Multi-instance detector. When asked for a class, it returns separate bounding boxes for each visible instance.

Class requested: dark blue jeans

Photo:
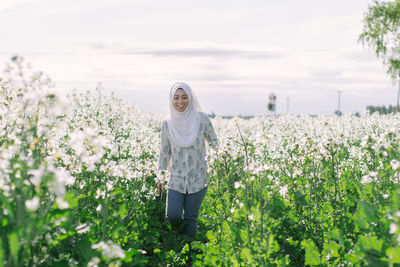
[166,186,208,238]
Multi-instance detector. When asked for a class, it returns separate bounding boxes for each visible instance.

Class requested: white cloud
[0,0,394,116]
[82,41,283,59]
[0,0,46,13]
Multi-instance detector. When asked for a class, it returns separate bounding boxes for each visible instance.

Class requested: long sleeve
[158,121,171,171]
[156,114,217,194]
[204,116,219,148]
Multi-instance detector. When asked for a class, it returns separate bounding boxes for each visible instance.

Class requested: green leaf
[322,240,340,259]
[64,192,79,208]
[358,235,383,252]
[2,217,7,227]
[360,200,377,219]
[76,236,92,263]
[9,232,19,264]
[0,238,3,265]
[301,239,321,265]
[206,230,217,244]
[345,253,361,264]
[327,228,344,244]
[386,247,400,263]
[240,248,253,264]
[268,234,280,255]
[116,203,127,217]
[123,248,144,263]
[354,209,369,231]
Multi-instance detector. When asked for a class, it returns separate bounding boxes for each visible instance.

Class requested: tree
[359,0,400,79]
[267,92,277,114]
[366,104,397,114]
[334,110,343,116]
[359,0,400,111]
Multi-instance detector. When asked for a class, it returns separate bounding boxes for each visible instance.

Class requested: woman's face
[172,88,189,112]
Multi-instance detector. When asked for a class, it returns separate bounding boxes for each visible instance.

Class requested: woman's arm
[158,121,171,171]
[204,115,219,148]
[157,121,171,196]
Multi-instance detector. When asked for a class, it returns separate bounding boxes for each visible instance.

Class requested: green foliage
[359,0,400,79]
[367,104,398,114]
[1,56,400,266]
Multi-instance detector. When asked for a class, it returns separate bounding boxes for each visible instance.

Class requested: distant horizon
[1,0,398,116]
[57,84,397,118]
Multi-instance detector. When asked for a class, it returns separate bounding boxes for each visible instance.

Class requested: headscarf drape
[167,82,202,147]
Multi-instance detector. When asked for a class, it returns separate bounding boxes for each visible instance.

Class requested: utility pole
[337,90,342,115]
[397,79,400,113]
[286,97,290,113]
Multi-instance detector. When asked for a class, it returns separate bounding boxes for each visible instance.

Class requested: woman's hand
[157,182,164,198]
[156,170,167,198]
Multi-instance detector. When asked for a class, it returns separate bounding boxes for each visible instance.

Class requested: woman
[157,82,218,239]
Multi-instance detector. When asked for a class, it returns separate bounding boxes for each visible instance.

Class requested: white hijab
[167,82,202,147]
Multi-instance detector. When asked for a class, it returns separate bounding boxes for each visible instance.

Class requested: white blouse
[158,112,218,194]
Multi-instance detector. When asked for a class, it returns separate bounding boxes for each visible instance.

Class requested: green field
[1,61,400,266]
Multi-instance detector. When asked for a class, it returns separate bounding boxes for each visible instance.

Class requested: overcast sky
[0,0,397,116]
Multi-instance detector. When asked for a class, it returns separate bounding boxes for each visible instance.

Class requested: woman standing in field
[157,82,218,240]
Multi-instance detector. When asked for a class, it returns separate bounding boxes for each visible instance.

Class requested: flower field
[1,57,400,266]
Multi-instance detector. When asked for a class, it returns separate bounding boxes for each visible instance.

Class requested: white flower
[95,188,106,199]
[106,180,113,191]
[391,160,400,171]
[51,168,75,196]
[369,171,378,177]
[234,181,243,189]
[79,181,86,190]
[138,249,147,255]
[390,223,397,234]
[69,130,85,156]
[279,185,288,198]
[25,196,40,211]
[361,175,373,184]
[230,207,235,213]
[76,223,91,234]
[54,217,67,226]
[248,214,254,221]
[87,257,100,267]
[56,197,69,209]
[92,240,125,259]
[28,167,44,187]
[360,135,369,148]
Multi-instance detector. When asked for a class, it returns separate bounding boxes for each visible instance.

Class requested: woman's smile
[173,88,189,112]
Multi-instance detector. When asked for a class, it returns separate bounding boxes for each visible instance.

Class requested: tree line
[366,104,399,115]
